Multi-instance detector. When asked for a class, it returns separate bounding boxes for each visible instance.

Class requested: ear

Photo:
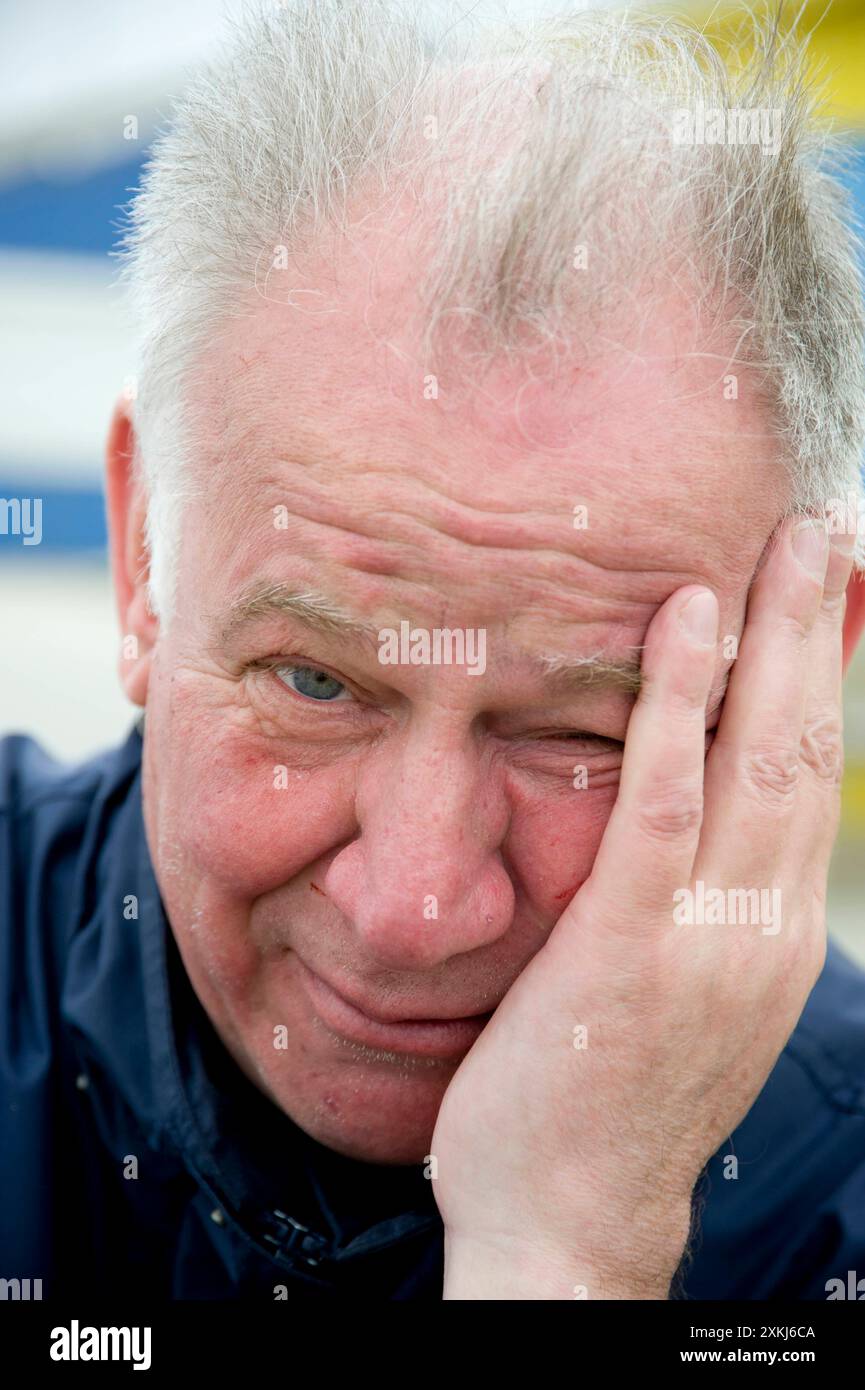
[105,395,159,707]
[842,568,865,674]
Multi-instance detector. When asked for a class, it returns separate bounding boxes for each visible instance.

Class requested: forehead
[184,222,791,653]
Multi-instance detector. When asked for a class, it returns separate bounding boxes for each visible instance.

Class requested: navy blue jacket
[1,721,864,1300]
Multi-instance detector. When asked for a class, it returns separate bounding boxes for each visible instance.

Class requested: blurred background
[1,0,863,960]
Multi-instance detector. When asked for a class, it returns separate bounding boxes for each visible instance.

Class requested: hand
[432,514,853,1299]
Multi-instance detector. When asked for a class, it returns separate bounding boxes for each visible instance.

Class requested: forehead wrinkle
[266,460,577,552]
[273,457,667,556]
[267,474,724,595]
[258,488,709,601]
[221,469,710,615]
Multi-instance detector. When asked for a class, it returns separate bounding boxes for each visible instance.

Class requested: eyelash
[531,731,623,747]
[281,666,354,703]
[246,655,361,701]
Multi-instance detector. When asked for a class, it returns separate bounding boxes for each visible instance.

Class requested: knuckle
[664,685,709,723]
[635,783,703,842]
[741,740,800,808]
[775,610,813,646]
[799,715,844,786]
[642,672,706,723]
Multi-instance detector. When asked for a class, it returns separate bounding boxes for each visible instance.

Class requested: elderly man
[3,2,865,1303]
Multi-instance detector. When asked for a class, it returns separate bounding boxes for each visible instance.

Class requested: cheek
[504,778,620,916]
[152,707,361,899]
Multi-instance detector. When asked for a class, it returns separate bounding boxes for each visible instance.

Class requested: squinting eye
[275,665,354,702]
[532,729,623,749]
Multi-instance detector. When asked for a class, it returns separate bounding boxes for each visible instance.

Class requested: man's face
[138,223,790,1164]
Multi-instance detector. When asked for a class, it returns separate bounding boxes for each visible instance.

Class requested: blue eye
[275,665,352,702]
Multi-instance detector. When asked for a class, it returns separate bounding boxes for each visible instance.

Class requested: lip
[294,956,494,1059]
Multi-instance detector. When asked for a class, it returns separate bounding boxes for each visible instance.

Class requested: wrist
[442,1197,693,1301]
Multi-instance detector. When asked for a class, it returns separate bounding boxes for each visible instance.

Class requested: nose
[324,718,515,970]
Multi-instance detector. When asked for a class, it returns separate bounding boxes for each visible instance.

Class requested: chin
[263,1051,455,1164]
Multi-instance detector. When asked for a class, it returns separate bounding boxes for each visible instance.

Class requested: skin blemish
[554,881,584,901]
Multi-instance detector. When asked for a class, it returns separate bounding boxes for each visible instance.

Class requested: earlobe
[105,396,158,708]
[842,569,865,673]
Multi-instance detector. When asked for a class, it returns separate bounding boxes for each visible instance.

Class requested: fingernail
[792,519,830,576]
[679,590,718,646]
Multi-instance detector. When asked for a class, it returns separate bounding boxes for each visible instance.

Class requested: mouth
[293,956,495,1059]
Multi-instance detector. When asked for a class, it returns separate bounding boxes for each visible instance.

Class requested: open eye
[274,665,354,702]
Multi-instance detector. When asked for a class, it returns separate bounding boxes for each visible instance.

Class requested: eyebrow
[538,649,644,695]
[214,580,729,708]
[215,582,383,650]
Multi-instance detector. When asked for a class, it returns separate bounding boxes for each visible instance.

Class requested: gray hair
[118,1,865,622]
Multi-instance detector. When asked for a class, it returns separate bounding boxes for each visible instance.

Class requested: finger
[799,521,853,760]
[699,517,830,863]
[789,522,855,854]
[585,585,718,923]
